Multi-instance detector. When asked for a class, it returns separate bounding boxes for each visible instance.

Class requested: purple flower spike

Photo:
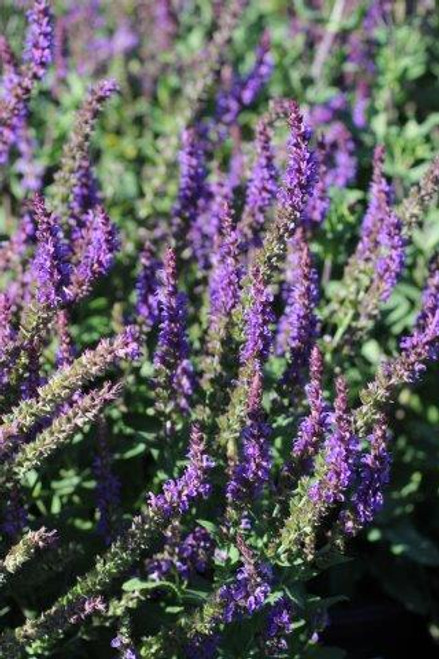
[344,1,391,129]
[0,36,18,91]
[0,1,53,165]
[216,31,273,127]
[357,146,390,260]
[276,227,319,383]
[15,122,44,192]
[242,116,278,245]
[397,310,439,384]
[263,597,293,655]
[115,325,141,362]
[241,31,273,105]
[176,526,214,578]
[154,247,195,413]
[227,367,272,504]
[277,102,318,224]
[308,97,357,192]
[147,424,214,518]
[147,524,214,582]
[189,175,233,271]
[354,145,406,305]
[375,206,405,304]
[69,80,119,219]
[56,309,75,368]
[309,377,358,506]
[323,121,357,189]
[415,258,439,335]
[32,193,71,309]
[153,0,178,52]
[24,0,53,82]
[172,127,208,240]
[241,266,274,366]
[218,539,272,622]
[135,242,160,330]
[68,205,119,301]
[352,80,370,130]
[21,342,41,401]
[342,415,391,534]
[0,293,16,359]
[208,202,242,335]
[305,99,357,227]
[395,259,439,382]
[293,345,328,468]
[304,138,330,227]
[0,209,35,277]
[0,34,41,190]
[111,630,138,659]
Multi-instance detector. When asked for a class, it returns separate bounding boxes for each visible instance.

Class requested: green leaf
[120,443,146,459]
[196,519,217,535]
[385,521,439,566]
[361,339,382,365]
[183,588,209,603]
[122,578,180,596]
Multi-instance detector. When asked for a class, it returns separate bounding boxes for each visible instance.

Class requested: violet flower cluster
[263,596,294,656]
[52,2,137,85]
[305,96,357,226]
[147,425,214,519]
[33,194,119,307]
[32,193,71,308]
[208,202,242,341]
[226,368,271,509]
[336,144,406,336]
[292,346,329,469]
[342,415,391,534]
[277,101,318,222]
[56,78,119,225]
[276,226,319,384]
[218,541,272,623]
[172,126,208,244]
[309,377,358,507]
[215,31,273,128]
[240,265,274,367]
[0,0,52,167]
[111,635,137,659]
[153,247,195,415]
[135,242,160,330]
[241,115,278,246]
[147,524,214,583]
[356,146,397,262]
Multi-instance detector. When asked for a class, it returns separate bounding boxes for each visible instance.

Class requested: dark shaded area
[323,600,438,658]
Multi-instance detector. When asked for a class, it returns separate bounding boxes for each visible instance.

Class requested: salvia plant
[0,1,439,658]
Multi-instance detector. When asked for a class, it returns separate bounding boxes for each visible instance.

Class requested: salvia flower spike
[153,247,195,417]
